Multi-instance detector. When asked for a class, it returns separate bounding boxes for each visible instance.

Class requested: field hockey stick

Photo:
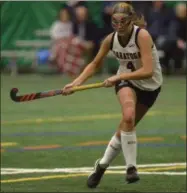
[10,82,104,102]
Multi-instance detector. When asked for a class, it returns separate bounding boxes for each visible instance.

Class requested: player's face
[112,13,132,36]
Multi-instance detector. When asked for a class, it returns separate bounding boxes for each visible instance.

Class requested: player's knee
[122,107,135,128]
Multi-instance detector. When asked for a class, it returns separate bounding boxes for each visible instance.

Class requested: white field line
[2,162,186,171]
[1,162,186,175]
[107,171,186,175]
[1,169,92,175]
[1,170,186,176]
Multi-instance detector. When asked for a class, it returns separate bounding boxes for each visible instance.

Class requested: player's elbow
[145,70,153,78]
[143,68,153,78]
[92,59,103,70]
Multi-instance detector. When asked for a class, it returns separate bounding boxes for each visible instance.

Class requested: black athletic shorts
[115,80,161,108]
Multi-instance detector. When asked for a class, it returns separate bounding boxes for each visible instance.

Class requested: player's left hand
[103,75,119,87]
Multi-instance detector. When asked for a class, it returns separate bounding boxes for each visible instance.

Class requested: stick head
[10,88,19,102]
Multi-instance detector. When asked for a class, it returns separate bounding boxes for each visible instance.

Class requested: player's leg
[118,102,149,183]
[97,104,145,168]
[117,85,161,183]
[87,104,149,186]
[115,86,141,183]
[87,86,138,188]
[100,103,148,166]
[100,103,149,167]
[87,84,161,188]
[86,128,122,188]
[115,101,149,139]
[118,86,161,183]
[97,103,148,168]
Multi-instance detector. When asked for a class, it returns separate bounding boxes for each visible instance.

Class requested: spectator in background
[159,2,186,74]
[64,1,87,21]
[49,7,73,69]
[101,1,116,37]
[49,6,96,76]
[73,6,100,60]
[145,1,175,42]
[132,1,152,16]
[50,7,73,41]
[38,8,73,69]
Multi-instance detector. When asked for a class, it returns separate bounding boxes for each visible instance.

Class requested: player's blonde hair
[113,2,134,17]
[112,2,147,28]
[132,12,147,28]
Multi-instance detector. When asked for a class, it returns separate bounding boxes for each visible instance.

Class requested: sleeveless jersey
[111,25,163,91]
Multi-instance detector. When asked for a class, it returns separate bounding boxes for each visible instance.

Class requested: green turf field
[1,74,186,192]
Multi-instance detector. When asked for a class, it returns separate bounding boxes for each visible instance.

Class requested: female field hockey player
[63,2,163,188]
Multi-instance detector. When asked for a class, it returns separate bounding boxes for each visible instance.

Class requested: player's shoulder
[103,32,115,43]
[137,28,151,40]
[101,32,115,49]
[137,28,153,46]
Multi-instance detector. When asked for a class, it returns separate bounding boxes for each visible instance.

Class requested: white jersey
[111,25,163,91]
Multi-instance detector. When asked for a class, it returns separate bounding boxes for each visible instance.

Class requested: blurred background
[1,2,186,192]
[1,1,186,76]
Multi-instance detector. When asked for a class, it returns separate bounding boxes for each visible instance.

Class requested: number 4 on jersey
[127,62,136,72]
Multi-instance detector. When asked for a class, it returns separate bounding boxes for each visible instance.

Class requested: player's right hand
[62,81,81,95]
[62,83,75,95]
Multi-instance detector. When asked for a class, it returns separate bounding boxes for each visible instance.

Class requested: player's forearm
[73,62,97,85]
[118,67,153,81]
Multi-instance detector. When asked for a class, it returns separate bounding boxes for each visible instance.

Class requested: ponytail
[132,12,147,28]
[123,1,147,28]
